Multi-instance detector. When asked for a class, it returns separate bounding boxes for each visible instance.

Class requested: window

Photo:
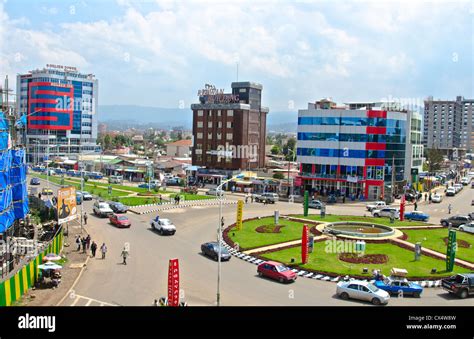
[208,133,212,139]
[227,122,233,128]
[217,110,221,116]
[197,121,203,128]
[207,110,212,117]
[197,110,203,117]
[197,133,203,139]
[239,88,247,93]
[227,110,234,117]
[208,121,212,128]
[226,133,233,140]
[217,133,222,140]
[218,121,222,128]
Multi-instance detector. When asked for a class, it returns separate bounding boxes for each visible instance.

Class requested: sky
[0,0,473,111]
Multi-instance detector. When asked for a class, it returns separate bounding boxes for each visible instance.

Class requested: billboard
[301,225,309,264]
[57,186,77,224]
[167,258,180,307]
[236,200,243,230]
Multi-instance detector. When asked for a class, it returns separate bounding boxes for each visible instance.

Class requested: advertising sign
[415,242,422,261]
[303,191,309,217]
[308,235,314,253]
[399,194,405,221]
[274,210,279,225]
[301,225,309,264]
[236,200,244,230]
[57,186,77,224]
[167,258,180,306]
[446,230,457,272]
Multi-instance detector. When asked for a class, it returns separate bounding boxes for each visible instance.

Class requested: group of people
[75,235,107,259]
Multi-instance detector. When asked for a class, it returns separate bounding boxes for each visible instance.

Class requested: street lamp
[287,148,296,197]
[215,172,244,306]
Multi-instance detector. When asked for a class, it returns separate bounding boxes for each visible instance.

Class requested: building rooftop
[231,82,263,90]
[166,139,192,147]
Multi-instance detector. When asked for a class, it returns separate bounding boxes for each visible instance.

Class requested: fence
[0,226,63,306]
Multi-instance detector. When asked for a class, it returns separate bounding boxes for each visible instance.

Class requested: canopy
[42,253,62,262]
[38,261,62,270]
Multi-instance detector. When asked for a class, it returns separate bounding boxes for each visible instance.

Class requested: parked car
[374,277,423,298]
[404,211,429,222]
[150,216,176,235]
[459,222,474,234]
[441,273,474,299]
[257,261,297,283]
[440,215,472,227]
[405,192,422,201]
[166,177,181,186]
[206,188,224,196]
[108,201,128,213]
[326,194,337,204]
[372,207,399,218]
[41,187,53,195]
[307,200,324,209]
[454,183,463,193]
[431,193,443,203]
[471,181,474,189]
[461,177,471,185]
[109,175,123,184]
[29,177,41,185]
[255,193,279,204]
[138,183,157,189]
[109,214,131,228]
[76,194,82,205]
[79,191,93,201]
[446,187,456,196]
[366,201,387,212]
[93,201,114,218]
[336,280,390,305]
[201,242,231,261]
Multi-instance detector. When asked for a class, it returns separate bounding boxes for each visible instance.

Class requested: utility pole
[391,155,395,202]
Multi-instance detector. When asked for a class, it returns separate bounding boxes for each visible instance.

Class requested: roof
[166,139,192,147]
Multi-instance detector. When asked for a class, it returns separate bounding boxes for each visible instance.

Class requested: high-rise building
[190,82,269,172]
[423,96,474,155]
[17,64,99,163]
[295,99,423,200]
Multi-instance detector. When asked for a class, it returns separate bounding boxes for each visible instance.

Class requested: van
[109,175,123,184]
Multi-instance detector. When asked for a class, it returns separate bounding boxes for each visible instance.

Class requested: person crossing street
[121,247,129,265]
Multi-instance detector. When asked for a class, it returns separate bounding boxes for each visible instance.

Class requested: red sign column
[167,258,180,306]
[301,225,309,264]
[399,195,406,221]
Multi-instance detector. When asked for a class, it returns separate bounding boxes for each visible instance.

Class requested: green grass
[229,217,309,250]
[404,228,474,263]
[117,196,170,206]
[169,193,215,201]
[261,241,472,278]
[293,214,429,227]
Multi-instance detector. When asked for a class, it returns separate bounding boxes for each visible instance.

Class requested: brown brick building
[191,82,269,171]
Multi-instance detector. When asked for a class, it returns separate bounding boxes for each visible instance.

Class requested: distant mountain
[98,105,298,132]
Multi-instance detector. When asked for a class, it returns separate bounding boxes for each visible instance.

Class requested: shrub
[273,173,284,180]
[84,175,89,183]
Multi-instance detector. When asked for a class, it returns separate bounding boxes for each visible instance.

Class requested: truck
[366,201,387,212]
[441,273,474,299]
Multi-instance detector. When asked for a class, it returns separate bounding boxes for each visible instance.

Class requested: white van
[109,175,123,184]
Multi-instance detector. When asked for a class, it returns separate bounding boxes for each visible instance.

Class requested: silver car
[336,280,390,305]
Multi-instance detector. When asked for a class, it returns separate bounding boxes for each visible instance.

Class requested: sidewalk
[243,235,328,255]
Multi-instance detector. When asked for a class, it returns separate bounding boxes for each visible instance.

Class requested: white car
[446,187,456,196]
[372,207,400,218]
[80,191,93,200]
[459,222,474,234]
[206,188,224,196]
[336,280,390,305]
[92,201,114,218]
[461,177,471,185]
[454,184,463,193]
[366,201,387,212]
[431,193,443,203]
[150,217,176,235]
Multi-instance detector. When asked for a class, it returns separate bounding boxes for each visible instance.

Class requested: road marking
[71,296,80,306]
[69,294,116,307]
[85,299,93,306]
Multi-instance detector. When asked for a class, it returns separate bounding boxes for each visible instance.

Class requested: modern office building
[295,99,422,200]
[16,64,100,163]
[423,96,474,155]
[190,82,269,174]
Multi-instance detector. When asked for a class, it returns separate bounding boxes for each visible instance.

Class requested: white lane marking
[71,294,116,307]
[71,296,80,306]
[85,299,93,306]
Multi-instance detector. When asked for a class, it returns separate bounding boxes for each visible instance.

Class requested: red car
[109,214,131,228]
[257,261,297,283]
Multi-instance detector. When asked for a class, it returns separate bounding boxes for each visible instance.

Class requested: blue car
[29,177,41,185]
[404,211,429,222]
[138,183,156,189]
[374,277,423,297]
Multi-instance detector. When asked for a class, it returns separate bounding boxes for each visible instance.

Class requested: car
[92,201,114,218]
[206,188,224,196]
[108,201,128,213]
[166,177,181,186]
[404,211,429,222]
[150,217,176,235]
[109,214,131,228]
[440,215,472,227]
[431,193,443,203]
[29,177,41,185]
[461,177,471,185]
[201,242,231,261]
[454,183,463,193]
[326,194,337,204]
[76,194,83,205]
[372,207,400,218]
[109,175,123,184]
[405,192,422,201]
[257,261,297,283]
[441,273,474,299]
[446,187,456,196]
[78,191,93,200]
[471,181,474,189]
[336,280,390,305]
[374,277,423,298]
[255,193,279,204]
[472,200,474,206]
[138,183,157,189]
[307,199,324,209]
[41,187,53,195]
[366,201,387,212]
[459,222,474,234]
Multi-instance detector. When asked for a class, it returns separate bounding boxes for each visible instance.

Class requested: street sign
[415,242,422,261]
[236,200,243,230]
[274,210,279,225]
[411,168,419,175]
[446,229,457,272]
[301,225,309,264]
[167,258,180,306]
[303,191,309,217]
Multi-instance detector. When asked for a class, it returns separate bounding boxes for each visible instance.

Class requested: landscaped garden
[293,214,430,227]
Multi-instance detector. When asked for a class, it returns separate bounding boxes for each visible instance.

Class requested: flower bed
[339,253,388,265]
[443,237,471,249]
[255,225,286,233]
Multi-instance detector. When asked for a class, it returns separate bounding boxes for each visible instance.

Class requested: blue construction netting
[10,149,29,222]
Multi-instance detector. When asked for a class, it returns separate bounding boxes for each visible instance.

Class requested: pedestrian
[424,193,427,202]
[86,234,91,250]
[414,201,418,211]
[90,241,97,258]
[159,194,162,204]
[251,195,254,203]
[38,192,42,200]
[342,195,346,204]
[121,247,129,265]
[76,236,81,251]
[100,243,107,259]
[448,204,452,214]
[177,195,180,205]
[81,237,87,253]
[83,212,88,225]
[428,193,432,204]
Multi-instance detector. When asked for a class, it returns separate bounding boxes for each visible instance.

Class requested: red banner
[400,195,406,221]
[301,225,309,264]
[167,258,180,306]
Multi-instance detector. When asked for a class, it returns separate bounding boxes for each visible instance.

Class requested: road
[29,175,474,306]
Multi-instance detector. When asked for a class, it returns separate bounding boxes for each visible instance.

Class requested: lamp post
[287,148,296,197]
[216,172,244,306]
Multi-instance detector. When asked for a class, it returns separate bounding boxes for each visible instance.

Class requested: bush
[112,196,119,202]
[273,173,285,180]
[84,175,89,183]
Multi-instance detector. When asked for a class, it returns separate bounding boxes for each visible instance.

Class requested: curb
[130,199,238,215]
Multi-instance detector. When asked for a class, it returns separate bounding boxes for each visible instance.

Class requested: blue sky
[1,0,473,111]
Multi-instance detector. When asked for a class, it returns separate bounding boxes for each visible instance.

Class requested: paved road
[28,176,474,306]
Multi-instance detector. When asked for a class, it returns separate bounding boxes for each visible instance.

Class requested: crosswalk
[64,294,117,307]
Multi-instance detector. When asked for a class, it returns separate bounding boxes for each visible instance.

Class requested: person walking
[414,201,418,211]
[90,241,97,258]
[86,235,91,250]
[159,194,162,204]
[428,193,432,204]
[448,204,452,214]
[121,247,129,265]
[100,243,107,259]
[81,237,87,253]
[342,195,346,204]
[424,193,427,202]
[76,235,81,251]
[83,212,88,225]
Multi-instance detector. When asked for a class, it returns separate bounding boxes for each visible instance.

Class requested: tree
[270,145,280,155]
[283,137,297,160]
[273,172,284,179]
[104,134,112,150]
[425,148,444,173]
